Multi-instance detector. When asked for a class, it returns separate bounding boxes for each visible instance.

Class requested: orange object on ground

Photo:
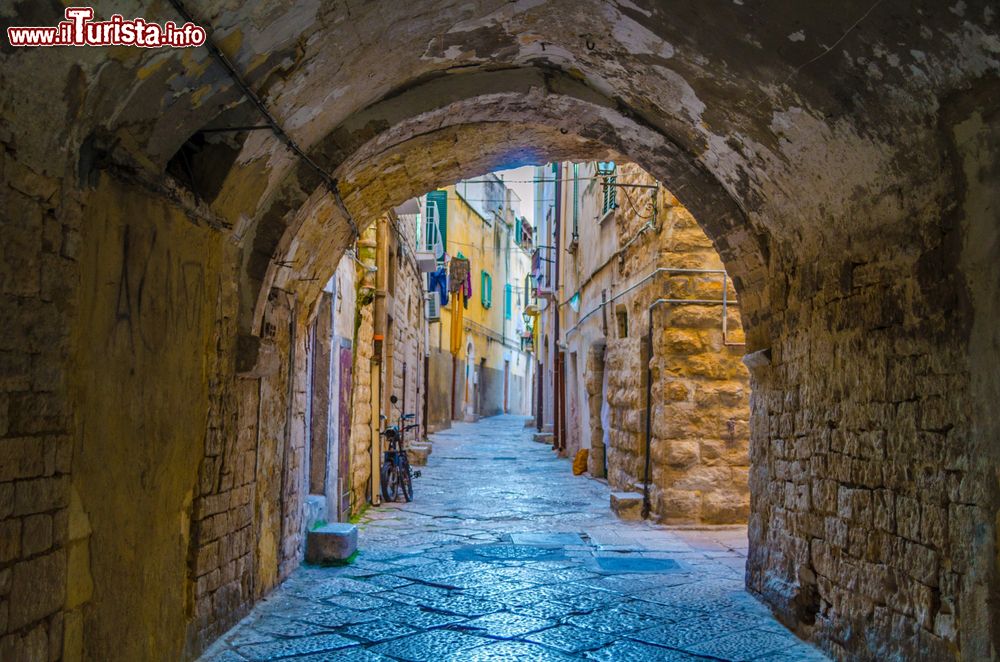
[573,449,589,475]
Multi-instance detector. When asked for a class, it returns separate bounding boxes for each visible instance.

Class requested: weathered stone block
[701,489,750,524]
[658,328,706,354]
[305,523,358,563]
[0,437,45,482]
[661,379,690,401]
[663,440,699,468]
[21,513,52,557]
[9,550,65,631]
[609,492,643,520]
[670,465,731,492]
[658,488,700,521]
[533,432,553,444]
[0,518,21,562]
[588,444,606,478]
[407,443,431,466]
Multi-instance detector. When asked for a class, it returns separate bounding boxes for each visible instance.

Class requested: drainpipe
[423,353,429,438]
[536,354,544,432]
[553,163,563,452]
[642,295,735,519]
[642,299,663,519]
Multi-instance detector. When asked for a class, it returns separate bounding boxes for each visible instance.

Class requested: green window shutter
[602,175,617,215]
[481,271,492,309]
[426,190,448,249]
[504,284,512,320]
[572,162,579,235]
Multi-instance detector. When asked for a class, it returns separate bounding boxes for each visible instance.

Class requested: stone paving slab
[200,415,829,662]
[510,532,585,546]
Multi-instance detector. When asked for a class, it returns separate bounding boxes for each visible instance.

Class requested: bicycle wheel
[380,460,399,502]
[399,458,413,502]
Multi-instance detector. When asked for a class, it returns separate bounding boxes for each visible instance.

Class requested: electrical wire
[619,184,655,220]
[166,0,359,238]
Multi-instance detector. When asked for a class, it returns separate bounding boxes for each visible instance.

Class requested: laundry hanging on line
[448,255,472,298]
[428,266,449,306]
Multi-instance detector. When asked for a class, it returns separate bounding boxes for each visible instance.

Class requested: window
[601,174,617,217]
[504,284,512,320]
[425,190,447,251]
[481,271,493,309]
[615,304,628,338]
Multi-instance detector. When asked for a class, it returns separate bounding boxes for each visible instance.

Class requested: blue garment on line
[428,267,449,306]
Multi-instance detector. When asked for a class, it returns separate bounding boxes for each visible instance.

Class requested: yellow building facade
[424,174,534,422]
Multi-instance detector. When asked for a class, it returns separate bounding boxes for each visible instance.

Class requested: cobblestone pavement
[202,416,828,661]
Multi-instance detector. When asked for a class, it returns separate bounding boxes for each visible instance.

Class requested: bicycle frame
[379,405,420,502]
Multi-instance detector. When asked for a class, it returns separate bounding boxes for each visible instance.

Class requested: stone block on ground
[610,492,644,521]
[305,523,358,564]
[533,432,554,444]
[303,494,327,531]
[524,418,536,428]
[407,443,432,466]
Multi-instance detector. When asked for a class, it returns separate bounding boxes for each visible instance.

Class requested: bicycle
[380,395,421,503]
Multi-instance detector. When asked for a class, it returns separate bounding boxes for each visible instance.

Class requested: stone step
[533,432,554,444]
[305,523,358,564]
[610,492,644,521]
[524,418,536,428]
[407,443,432,466]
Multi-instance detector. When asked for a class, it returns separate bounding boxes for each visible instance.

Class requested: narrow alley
[3,3,999,661]
[202,416,827,661]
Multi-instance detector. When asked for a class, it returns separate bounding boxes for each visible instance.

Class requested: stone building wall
[584,344,607,477]
[425,348,453,433]
[384,214,426,429]
[746,249,993,659]
[560,162,750,524]
[645,177,750,525]
[347,229,378,515]
[603,339,646,493]
[648,277,750,524]
[347,301,375,514]
[308,293,334,496]
[2,158,81,661]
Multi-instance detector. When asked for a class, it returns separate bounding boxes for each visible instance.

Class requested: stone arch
[235,68,770,355]
[0,1,997,660]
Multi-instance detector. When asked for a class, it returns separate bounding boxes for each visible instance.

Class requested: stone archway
[0,1,997,660]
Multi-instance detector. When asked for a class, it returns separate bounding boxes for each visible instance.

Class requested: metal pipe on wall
[564,267,728,338]
[641,295,733,519]
[553,163,563,452]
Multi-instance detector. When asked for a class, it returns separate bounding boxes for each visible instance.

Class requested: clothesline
[456,174,655,185]
[423,238,533,253]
